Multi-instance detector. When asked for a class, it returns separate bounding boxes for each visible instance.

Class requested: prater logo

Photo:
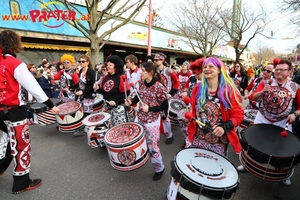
[2,1,90,28]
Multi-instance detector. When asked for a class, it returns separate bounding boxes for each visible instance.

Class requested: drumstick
[132,88,144,104]
[185,112,213,132]
[92,72,98,98]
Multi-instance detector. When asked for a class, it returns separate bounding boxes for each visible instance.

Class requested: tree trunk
[89,39,101,69]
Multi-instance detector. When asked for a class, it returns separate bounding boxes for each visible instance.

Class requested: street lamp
[147,0,152,55]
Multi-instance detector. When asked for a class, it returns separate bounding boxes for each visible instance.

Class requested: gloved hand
[220,120,234,134]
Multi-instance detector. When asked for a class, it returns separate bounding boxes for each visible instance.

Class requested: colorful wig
[197,57,242,110]
[60,54,75,64]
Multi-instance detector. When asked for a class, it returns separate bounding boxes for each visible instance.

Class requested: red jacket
[187,83,243,153]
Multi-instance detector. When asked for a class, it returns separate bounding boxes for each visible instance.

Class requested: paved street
[1,110,300,200]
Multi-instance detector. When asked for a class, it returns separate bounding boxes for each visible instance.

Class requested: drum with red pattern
[92,93,105,113]
[169,99,186,126]
[167,148,239,200]
[104,122,149,171]
[55,101,84,133]
[29,98,61,126]
[82,112,111,148]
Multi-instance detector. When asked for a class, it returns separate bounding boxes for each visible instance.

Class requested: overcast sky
[140,0,300,54]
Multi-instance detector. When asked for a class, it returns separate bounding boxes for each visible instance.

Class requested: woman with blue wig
[186,57,244,156]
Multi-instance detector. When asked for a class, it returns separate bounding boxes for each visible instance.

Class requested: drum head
[243,124,300,157]
[82,112,111,126]
[169,99,186,114]
[57,102,81,115]
[105,122,143,147]
[29,103,48,113]
[175,148,239,189]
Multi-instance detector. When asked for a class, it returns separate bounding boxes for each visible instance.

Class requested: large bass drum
[167,148,239,200]
[239,124,300,181]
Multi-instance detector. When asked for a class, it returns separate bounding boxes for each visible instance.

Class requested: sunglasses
[263,69,272,73]
[154,59,162,62]
[235,65,240,68]
[78,60,86,63]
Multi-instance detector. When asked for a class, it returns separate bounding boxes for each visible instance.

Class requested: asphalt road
[1,105,300,200]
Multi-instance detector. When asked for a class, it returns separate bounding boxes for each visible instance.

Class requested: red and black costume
[0,54,54,192]
[187,83,243,155]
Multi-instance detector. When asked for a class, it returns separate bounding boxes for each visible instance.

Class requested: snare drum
[29,98,61,126]
[55,101,84,133]
[82,112,111,148]
[92,93,105,113]
[169,99,186,126]
[239,124,300,181]
[240,109,258,129]
[168,148,239,200]
[104,122,149,171]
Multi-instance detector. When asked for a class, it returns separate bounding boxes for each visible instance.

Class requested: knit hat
[183,61,190,69]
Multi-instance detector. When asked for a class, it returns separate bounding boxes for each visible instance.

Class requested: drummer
[49,54,79,102]
[179,58,205,149]
[124,61,168,181]
[93,55,130,110]
[0,29,60,194]
[154,52,179,144]
[185,57,244,157]
[237,59,300,186]
[69,55,95,116]
[181,58,205,98]
[243,64,274,109]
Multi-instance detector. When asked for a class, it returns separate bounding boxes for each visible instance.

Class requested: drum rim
[104,122,144,147]
[173,148,239,189]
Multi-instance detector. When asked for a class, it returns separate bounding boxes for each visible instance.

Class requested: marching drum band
[1,30,300,199]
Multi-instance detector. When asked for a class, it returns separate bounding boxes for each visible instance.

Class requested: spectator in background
[55,61,64,72]
[175,61,192,99]
[145,55,154,62]
[27,63,36,76]
[35,68,53,98]
[230,62,248,96]
[247,65,255,83]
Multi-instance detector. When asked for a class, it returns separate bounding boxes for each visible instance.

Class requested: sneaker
[165,137,174,144]
[237,165,246,172]
[153,169,165,181]
[282,178,291,186]
[12,178,42,194]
